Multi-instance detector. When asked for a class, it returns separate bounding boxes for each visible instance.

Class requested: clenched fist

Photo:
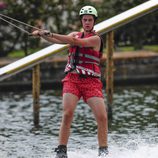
[31,30,52,37]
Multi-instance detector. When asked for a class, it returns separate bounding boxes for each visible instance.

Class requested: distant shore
[0,51,158,91]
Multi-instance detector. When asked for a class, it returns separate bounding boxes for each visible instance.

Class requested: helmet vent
[79,6,98,18]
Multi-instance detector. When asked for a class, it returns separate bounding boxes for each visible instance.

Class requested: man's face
[81,15,95,32]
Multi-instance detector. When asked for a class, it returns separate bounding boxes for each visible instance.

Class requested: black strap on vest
[89,32,104,53]
[73,32,84,67]
[99,36,104,53]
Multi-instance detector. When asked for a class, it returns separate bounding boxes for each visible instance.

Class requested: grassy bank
[8,45,158,58]
[116,45,158,52]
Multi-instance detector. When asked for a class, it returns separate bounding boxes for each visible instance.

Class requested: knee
[63,109,74,122]
[96,112,108,124]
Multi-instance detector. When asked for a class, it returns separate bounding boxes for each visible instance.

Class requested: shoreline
[0,51,158,91]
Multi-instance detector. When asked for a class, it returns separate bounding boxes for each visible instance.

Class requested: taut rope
[0,13,43,35]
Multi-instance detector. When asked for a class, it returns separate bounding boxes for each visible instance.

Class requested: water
[0,85,158,158]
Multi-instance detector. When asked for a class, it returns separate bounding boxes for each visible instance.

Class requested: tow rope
[0,13,43,35]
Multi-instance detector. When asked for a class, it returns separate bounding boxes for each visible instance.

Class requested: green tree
[97,0,158,50]
[0,0,157,57]
[0,0,82,57]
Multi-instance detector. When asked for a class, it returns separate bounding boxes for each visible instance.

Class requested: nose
[85,20,90,25]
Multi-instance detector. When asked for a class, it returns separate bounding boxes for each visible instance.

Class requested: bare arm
[41,32,79,44]
[52,32,100,48]
[32,30,101,50]
[42,35,65,44]
[32,30,74,44]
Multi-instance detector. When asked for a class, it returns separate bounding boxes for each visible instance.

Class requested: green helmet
[79,6,98,18]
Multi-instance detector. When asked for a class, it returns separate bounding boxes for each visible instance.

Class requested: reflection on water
[0,85,158,158]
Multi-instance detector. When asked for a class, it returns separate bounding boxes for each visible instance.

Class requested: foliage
[0,0,158,57]
[0,0,83,57]
[97,0,158,49]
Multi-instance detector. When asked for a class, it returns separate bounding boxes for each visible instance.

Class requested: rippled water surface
[0,85,158,158]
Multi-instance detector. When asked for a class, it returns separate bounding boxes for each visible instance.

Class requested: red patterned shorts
[62,73,104,102]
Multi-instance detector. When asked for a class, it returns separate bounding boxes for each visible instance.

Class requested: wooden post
[32,64,40,127]
[106,31,114,120]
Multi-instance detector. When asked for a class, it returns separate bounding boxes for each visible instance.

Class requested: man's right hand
[31,30,51,37]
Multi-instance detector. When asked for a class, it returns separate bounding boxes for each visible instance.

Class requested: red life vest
[64,32,103,77]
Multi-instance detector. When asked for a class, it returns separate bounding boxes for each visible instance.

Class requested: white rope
[0,13,44,35]
[0,16,31,34]
[0,13,42,30]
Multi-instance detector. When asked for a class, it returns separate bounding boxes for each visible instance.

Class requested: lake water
[0,85,158,158]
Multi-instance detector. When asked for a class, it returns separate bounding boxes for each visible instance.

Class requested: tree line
[0,0,158,57]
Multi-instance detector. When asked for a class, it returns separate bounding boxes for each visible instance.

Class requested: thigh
[87,97,107,119]
[62,93,79,111]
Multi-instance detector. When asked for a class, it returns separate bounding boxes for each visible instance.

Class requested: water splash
[66,144,158,158]
[0,144,158,158]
